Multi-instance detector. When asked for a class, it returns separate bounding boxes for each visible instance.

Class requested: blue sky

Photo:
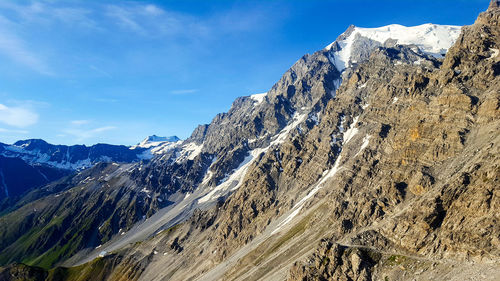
[0,0,487,145]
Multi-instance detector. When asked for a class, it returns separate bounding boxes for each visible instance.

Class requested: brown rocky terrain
[0,2,499,281]
[120,6,499,281]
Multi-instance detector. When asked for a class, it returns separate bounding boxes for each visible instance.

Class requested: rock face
[285,7,500,280]
[489,0,499,9]
[122,6,496,281]
[0,3,499,281]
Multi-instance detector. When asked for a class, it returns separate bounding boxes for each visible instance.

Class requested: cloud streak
[0,22,53,75]
[169,89,198,95]
[64,124,116,141]
[0,128,29,134]
[71,120,90,126]
[0,1,278,77]
[0,103,38,127]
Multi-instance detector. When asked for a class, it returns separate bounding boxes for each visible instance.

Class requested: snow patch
[201,156,218,185]
[250,92,267,104]
[309,112,319,125]
[198,146,269,203]
[248,134,266,145]
[271,112,308,146]
[175,142,203,163]
[343,116,359,144]
[0,145,120,170]
[272,153,344,235]
[140,188,152,194]
[134,140,182,159]
[355,135,371,157]
[489,48,499,60]
[133,135,180,149]
[413,58,424,65]
[272,115,362,234]
[98,251,107,257]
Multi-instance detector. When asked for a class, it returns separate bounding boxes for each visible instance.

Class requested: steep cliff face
[78,7,498,281]
[285,7,500,280]
[0,26,341,270]
[1,4,498,281]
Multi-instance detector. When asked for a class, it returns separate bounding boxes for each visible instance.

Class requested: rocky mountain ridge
[0,137,181,204]
[0,139,158,171]
[0,2,498,281]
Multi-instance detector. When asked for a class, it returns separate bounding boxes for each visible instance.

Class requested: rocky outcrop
[286,6,500,280]
[489,0,499,9]
[288,242,381,281]
[0,3,499,281]
[119,5,498,280]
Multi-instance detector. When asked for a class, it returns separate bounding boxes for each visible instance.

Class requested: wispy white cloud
[169,89,198,95]
[71,120,90,126]
[0,20,53,75]
[0,128,29,134]
[104,3,199,37]
[0,2,96,75]
[92,126,116,133]
[102,3,265,40]
[64,124,116,141]
[0,103,38,127]
[7,99,50,108]
[51,7,97,29]
[105,5,145,33]
[0,2,96,28]
[93,98,118,103]
[143,4,164,16]
[89,65,112,78]
[0,1,277,77]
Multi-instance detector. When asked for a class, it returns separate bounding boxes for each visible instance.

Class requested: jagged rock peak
[489,0,500,9]
[335,24,356,42]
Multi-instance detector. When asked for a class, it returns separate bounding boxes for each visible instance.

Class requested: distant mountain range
[0,136,180,201]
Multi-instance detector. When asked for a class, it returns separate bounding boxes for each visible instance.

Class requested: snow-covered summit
[134,135,181,149]
[326,23,462,72]
[131,135,182,159]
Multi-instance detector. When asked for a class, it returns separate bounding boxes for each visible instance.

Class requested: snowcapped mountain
[9,20,467,270]
[1,4,499,281]
[131,135,183,157]
[135,135,181,148]
[326,23,462,72]
[0,139,150,171]
[0,139,161,201]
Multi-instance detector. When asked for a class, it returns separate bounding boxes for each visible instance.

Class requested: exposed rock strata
[0,3,499,281]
